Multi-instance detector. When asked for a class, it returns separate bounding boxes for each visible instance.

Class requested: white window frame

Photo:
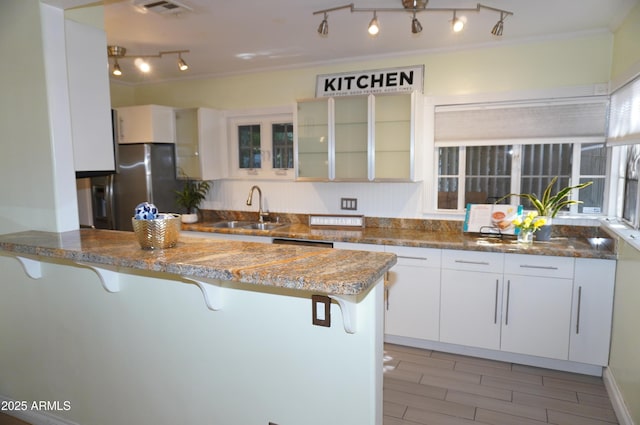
[423,86,611,217]
[226,105,295,180]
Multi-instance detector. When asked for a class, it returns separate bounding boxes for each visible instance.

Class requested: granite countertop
[0,229,397,296]
[184,218,617,260]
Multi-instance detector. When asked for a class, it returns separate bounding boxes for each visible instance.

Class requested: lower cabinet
[501,254,575,360]
[440,250,504,350]
[569,258,616,365]
[384,246,440,341]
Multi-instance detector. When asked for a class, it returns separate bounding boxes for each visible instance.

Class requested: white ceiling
[102,0,639,84]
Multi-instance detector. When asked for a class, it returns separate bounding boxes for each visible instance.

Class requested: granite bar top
[184,214,617,260]
[0,229,397,296]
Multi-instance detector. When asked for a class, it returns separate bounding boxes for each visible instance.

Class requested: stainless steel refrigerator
[93,143,180,231]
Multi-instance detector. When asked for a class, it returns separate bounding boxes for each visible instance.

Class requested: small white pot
[181,213,198,224]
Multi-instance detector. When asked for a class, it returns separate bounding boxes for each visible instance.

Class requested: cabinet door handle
[454,260,490,265]
[576,286,582,334]
[398,256,428,261]
[505,280,511,326]
[519,264,559,270]
[494,279,499,324]
[384,272,390,311]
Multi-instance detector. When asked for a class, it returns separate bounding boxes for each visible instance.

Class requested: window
[238,124,262,169]
[227,107,294,179]
[433,96,609,215]
[436,142,607,214]
[272,123,294,169]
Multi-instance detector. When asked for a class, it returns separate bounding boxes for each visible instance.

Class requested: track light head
[112,60,122,76]
[134,58,151,73]
[318,12,329,36]
[368,11,379,36]
[411,12,422,34]
[178,54,188,71]
[491,12,505,36]
[452,11,464,32]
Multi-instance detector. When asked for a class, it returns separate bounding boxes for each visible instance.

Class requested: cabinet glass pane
[175,109,200,178]
[297,100,328,179]
[272,122,293,169]
[335,96,368,180]
[238,124,261,169]
[375,94,411,179]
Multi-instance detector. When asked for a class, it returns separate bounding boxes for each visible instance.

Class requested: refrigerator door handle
[106,173,116,230]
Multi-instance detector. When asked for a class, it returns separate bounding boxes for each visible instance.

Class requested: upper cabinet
[295,91,423,182]
[116,105,175,144]
[174,108,225,180]
[65,19,114,175]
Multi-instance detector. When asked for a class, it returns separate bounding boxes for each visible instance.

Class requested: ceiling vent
[133,0,193,15]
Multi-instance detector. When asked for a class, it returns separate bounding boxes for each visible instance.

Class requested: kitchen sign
[315,65,424,97]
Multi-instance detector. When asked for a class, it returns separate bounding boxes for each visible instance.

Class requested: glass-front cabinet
[295,91,422,181]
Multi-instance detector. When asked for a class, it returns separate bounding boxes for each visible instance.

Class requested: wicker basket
[132,213,181,249]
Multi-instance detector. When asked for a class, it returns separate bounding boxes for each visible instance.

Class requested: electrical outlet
[312,295,331,327]
[341,197,357,210]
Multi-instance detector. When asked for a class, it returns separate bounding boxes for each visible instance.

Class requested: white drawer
[385,246,441,268]
[442,249,504,272]
[504,254,574,279]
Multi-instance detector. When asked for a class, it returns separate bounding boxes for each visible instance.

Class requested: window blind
[607,75,640,146]
[435,97,608,147]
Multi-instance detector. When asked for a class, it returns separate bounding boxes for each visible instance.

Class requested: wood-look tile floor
[383,343,618,425]
[0,343,618,425]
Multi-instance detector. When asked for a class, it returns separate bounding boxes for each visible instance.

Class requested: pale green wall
[118,33,613,109]
[0,1,58,233]
[607,3,640,422]
[609,241,640,423]
[611,1,640,82]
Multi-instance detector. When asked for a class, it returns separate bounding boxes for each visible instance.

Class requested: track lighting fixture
[451,10,464,32]
[368,11,380,35]
[491,11,505,36]
[318,12,329,36]
[178,54,189,71]
[107,45,191,77]
[313,1,512,37]
[112,59,122,76]
[411,12,422,34]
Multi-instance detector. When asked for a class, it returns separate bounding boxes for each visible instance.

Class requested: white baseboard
[385,335,604,376]
[0,395,79,425]
[603,367,636,425]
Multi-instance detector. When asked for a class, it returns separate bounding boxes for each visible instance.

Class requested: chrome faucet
[246,185,268,222]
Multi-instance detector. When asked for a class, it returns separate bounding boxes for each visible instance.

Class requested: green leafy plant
[496,177,592,218]
[175,178,211,214]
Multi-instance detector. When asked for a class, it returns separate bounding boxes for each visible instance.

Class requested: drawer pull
[398,256,428,261]
[519,264,559,270]
[454,260,490,265]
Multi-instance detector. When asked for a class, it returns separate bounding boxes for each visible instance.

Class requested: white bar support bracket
[182,277,224,311]
[16,256,42,279]
[328,294,358,334]
[77,262,121,293]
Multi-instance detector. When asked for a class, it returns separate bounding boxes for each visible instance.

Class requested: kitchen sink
[242,222,286,231]
[210,220,252,228]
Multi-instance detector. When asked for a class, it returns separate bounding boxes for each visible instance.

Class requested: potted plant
[175,177,211,223]
[497,177,592,241]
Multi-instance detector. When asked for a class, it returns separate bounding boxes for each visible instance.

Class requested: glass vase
[517,229,534,244]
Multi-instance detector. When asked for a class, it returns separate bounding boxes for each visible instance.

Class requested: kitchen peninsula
[0,229,396,425]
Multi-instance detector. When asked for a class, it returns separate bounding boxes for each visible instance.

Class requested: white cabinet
[502,254,574,360]
[440,250,504,350]
[64,19,114,174]
[569,258,616,365]
[295,91,422,182]
[384,246,441,341]
[116,105,175,144]
[174,108,224,180]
